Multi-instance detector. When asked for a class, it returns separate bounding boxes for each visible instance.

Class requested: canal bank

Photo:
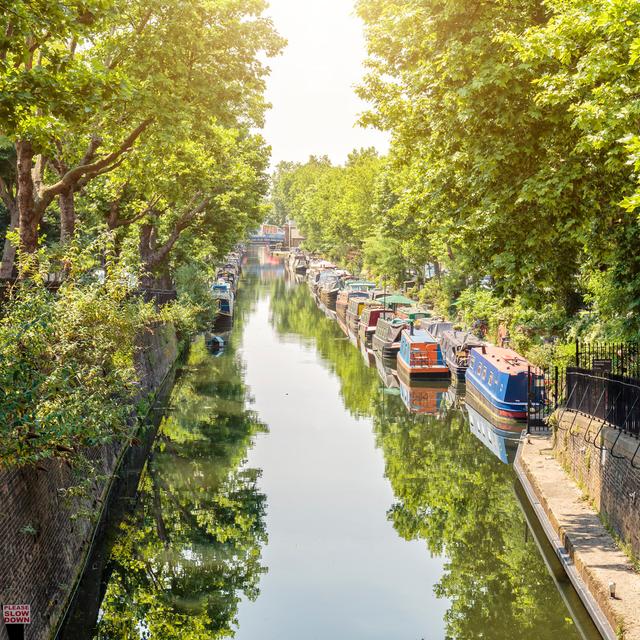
[49,248,605,640]
[516,427,640,640]
[0,322,179,640]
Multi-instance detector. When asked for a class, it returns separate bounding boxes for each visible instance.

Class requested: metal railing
[562,367,640,438]
[575,340,640,379]
[526,366,562,432]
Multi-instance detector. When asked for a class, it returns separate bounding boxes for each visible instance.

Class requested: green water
[83,249,598,640]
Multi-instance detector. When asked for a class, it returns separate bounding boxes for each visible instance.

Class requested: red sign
[3,604,30,624]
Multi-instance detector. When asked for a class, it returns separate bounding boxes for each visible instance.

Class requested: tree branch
[144,198,210,268]
[108,9,153,70]
[110,194,160,229]
[36,120,152,215]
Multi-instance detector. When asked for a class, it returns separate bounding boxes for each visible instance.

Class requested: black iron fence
[527,366,565,432]
[562,367,640,438]
[575,340,640,379]
[527,342,640,436]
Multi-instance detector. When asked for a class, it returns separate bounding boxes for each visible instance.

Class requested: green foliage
[305,0,640,343]
[0,0,281,468]
[270,150,384,265]
[0,244,152,465]
[362,229,406,286]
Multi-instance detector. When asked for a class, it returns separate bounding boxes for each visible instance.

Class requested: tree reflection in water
[271,276,580,640]
[96,281,268,640]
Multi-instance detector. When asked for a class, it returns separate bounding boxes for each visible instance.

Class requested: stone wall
[0,322,178,640]
[555,411,640,558]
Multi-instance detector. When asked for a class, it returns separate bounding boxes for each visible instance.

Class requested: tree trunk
[16,140,39,256]
[0,199,19,278]
[59,188,75,243]
[138,222,155,288]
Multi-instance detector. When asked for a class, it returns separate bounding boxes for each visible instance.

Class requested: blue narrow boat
[465,346,543,420]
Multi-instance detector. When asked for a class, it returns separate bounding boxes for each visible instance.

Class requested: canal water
[63,248,601,640]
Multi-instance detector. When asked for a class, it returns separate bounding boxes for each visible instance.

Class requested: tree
[0,0,283,271]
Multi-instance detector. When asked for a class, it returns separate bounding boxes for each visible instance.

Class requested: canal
[61,248,601,639]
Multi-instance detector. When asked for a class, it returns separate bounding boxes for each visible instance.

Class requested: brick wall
[0,322,178,640]
[554,411,640,558]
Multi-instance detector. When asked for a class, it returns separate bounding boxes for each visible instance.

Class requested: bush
[0,272,155,466]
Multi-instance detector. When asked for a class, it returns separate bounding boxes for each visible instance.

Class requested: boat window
[477,363,482,375]
[482,366,487,380]
[488,372,493,385]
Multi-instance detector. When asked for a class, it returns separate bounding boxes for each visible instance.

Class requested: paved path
[517,435,640,640]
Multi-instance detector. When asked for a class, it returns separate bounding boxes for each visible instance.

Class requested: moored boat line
[209,246,245,338]
[287,248,542,429]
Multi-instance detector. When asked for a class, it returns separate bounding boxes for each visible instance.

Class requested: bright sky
[262,0,390,167]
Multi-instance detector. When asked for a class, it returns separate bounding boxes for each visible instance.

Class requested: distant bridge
[248,232,285,244]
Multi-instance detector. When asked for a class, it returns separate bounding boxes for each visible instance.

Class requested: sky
[262,0,390,167]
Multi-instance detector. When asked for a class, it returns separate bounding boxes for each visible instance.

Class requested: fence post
[527,365,532,434]
[575,338,580,367]
[554,366,559,410]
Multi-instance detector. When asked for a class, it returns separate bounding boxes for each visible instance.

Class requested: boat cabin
[425,321,485,380]
[397,328,449,379]
[358,307,394,346]
[395,307,432,324]
[465,346,543,419]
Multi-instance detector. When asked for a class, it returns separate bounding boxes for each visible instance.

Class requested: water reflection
[399,379,449,415]
[271,266,588,640]
[65,267,270,640]
[465,399,522,465]
[95,343,268,640]
[69,249,597,640]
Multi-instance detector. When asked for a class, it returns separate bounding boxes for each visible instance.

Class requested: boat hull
[397,354,450,380]
[465,379,528,420]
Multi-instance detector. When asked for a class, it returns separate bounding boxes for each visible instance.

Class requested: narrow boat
[371,316,407,365]
[345,297,366,337]
[306,259,334,285]
[216,269,237,292]
[357,306,394,348]
[288,251,308,274]
[425,321,485,381]
[336,281,376,322]
[311,267,337,299]
[318,271,343,310]
[205,334,225,356]
[465,345,543,420]
[346,298,382,344]
[399,379,449,415]
[212,282,234,331]
[396,328,450,380]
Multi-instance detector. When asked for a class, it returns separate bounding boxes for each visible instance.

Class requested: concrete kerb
[515,435,617,640]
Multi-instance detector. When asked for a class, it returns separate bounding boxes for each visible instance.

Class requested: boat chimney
[481,345,487,354]
[410,320,414,336]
